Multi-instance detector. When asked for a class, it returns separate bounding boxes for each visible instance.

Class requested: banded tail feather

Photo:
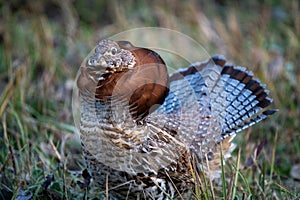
[159,54,276,140]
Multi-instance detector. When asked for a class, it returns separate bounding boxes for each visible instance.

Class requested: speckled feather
[77,40,276,199]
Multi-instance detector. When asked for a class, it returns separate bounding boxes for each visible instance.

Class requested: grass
[1,0,300,199]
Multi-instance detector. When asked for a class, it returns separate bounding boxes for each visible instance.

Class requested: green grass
[1,0,300,199]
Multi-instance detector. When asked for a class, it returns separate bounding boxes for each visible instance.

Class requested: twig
[106,174,109,200]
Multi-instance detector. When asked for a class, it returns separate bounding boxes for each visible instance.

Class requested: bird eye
[87,59,95,66]
[111,47,118,55]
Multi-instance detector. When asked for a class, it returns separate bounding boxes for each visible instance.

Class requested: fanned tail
[207,55,277,139]
[219,65,277,137]
[152,54,276,151]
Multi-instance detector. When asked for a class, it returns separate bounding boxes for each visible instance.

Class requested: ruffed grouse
[77,39,276,199]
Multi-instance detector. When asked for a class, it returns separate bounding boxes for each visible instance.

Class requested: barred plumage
[77,39,276,199]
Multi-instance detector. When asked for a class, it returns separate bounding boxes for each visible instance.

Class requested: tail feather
[197,56,276,138]
[153,55,276,143]
[219,64,275,136]
[222,109,277,137]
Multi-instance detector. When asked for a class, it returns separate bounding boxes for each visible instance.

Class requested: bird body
[77,39,276,199]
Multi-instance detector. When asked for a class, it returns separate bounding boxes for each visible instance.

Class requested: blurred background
[0,0,299,199]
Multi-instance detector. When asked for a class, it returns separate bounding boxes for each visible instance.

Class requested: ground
[0,0,299,199]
